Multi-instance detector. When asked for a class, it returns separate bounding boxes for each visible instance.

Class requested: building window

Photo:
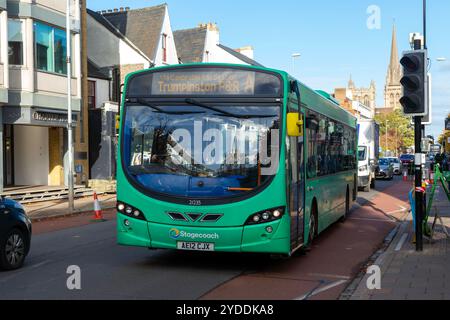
[34,22,68,75]
[8,19,24,65]
[364,96,369,107]
[162,33,167,62]
[88,81,96,109]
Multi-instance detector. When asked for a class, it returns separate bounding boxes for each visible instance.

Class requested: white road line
[349,217,394,222]
[0,260,51,283]
[307,273,351,280]
[387,206,408,215]
[294,280,348,300]
[395,233,408,251]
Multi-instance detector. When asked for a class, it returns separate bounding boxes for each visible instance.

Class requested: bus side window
[306,111,318,179]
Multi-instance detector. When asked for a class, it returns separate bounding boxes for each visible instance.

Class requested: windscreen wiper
[129,98,205,115]
[185,98,276,119]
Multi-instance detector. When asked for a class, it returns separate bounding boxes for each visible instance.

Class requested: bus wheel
[340,188,350,223]
[308,203,318,245]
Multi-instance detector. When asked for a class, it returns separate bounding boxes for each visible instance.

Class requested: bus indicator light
[262,212,271,220]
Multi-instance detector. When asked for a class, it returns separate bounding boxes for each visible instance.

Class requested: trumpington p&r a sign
[126,67,283,98]
[152,70,257,96]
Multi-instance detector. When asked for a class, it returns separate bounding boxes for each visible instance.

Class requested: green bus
[116,64,357,256]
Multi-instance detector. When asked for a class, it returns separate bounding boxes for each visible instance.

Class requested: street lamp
[385,119,389,156]
[291,53,301,74]
[66,0,74,213]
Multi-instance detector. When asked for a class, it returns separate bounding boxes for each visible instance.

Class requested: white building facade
[1,0,82,191]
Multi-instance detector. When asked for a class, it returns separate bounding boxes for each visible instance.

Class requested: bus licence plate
[177,241,215,252]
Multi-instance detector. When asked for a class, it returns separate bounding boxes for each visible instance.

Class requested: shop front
[2,106,78,188]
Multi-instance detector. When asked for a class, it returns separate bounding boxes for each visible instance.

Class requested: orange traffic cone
[403,170,408,182]
[91,192,106,222]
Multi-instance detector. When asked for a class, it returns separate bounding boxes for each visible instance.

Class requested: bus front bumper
[117,213,290,254]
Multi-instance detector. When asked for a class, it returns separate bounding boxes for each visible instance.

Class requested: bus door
[288,100,306,250]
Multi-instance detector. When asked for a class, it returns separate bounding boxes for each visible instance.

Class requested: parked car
[0,197,32,270]
[376,158,394,180]
[387,157,401,175]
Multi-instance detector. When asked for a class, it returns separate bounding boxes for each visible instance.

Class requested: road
[0,176,411,300]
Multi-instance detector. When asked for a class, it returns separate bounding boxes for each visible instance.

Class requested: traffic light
[400,50,428,116]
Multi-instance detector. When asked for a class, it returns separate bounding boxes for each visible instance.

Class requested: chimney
[125,7,130,11]
[206,22,219,32]
[120,7,124,12]
[113,8,118,12]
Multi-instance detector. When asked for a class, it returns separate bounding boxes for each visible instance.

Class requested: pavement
[348,183,450,300]
[23,194,117,222]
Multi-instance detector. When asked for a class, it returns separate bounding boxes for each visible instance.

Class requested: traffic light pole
[414,116,424,251]
[412,0,427,252]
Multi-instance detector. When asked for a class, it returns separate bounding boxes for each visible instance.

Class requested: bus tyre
[340,189,350,223]
[308,204,318,245]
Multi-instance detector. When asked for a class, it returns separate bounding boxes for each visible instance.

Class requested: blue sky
[88,0,450,138]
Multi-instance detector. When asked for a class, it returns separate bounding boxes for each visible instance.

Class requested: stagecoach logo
[169,228,220,240]
[169,228,181,239]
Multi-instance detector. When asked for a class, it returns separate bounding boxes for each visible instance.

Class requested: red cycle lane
[201,180,413,300]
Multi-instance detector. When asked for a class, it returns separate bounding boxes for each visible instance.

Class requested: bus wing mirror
[287,113,304,137]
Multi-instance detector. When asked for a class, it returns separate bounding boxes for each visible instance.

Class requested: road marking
[307,273,351,280]
[386,206,408,215]
[349,217,394,222]
[395,233,408,251]
[294,280,348,300]
[0,260,51,283]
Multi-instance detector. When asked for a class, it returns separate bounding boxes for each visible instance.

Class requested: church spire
[384,22,403,110]
[386,23,402,85]
[348,74,355,88]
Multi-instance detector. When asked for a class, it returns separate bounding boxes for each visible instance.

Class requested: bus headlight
[245,207,285,225]
[117,201,146,221]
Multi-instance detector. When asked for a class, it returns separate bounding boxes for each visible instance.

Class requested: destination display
[127,68,282,97]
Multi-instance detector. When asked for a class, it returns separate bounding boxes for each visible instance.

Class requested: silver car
[376,158,394,180]
[387,157,401,175]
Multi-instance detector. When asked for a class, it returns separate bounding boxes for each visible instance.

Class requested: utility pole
[66,0,74,213]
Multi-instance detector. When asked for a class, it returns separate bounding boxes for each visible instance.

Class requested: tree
[438,133,446,146]
[374,109,414,156]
